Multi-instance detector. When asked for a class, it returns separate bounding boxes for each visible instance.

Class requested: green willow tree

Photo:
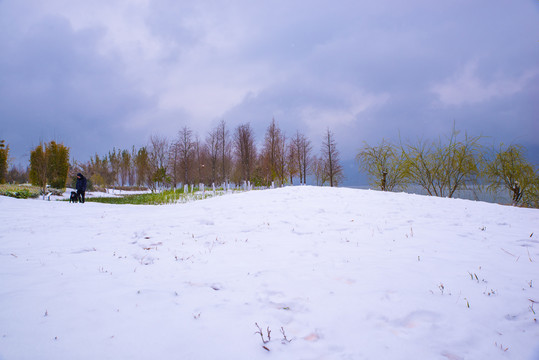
[401,129,482,198]
[356,140,407,191]
[484,144,539,207]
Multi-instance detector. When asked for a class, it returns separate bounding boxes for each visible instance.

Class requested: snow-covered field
[1,186,538,360]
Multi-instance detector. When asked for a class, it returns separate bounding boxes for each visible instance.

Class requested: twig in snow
[254,323,270,344]
[527,247,534,262]
[500,248,516,257]
[280,327,292,343]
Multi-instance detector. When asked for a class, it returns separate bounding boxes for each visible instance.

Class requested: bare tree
[193,134,208,185]
[321,128,344,187]
[176,126,194,185]
[287,139,298,184]
[217,120,232,184]
[108,148,121,187]
[168,141,181,188]
[261,118,282,185]
[276,132,288,185]
[233,123,257,184]
[129,146,137,186]
[292,131,312,185]
[311,155,327,186]
[206,127,220,185]
[148,135,169,190]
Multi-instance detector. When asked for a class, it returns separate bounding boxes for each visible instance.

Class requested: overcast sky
[1,0,538,177]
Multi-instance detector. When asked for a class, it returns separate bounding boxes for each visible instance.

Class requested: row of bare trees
[73,120,344,190]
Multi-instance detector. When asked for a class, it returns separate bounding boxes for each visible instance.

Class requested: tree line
[74,120,344,190]
[356,128,539,207]
[0,119,345,191]
[1,123,537,207]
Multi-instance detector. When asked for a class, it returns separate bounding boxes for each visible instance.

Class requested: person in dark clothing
[76,173,87,203]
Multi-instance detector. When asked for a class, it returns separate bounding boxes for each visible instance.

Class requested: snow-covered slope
[1,187,538,360]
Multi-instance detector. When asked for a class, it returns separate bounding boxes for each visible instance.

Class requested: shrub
[0,184,40,199]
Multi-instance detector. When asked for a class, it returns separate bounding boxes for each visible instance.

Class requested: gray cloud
[0,10,157,162]
[1,0,537,175]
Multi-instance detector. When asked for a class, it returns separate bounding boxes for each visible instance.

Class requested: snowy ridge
[0,186,538,359]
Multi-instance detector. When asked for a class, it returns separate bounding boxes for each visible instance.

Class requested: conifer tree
[46,141,70,189]
[0,140,8,184]
[29,143,48,193]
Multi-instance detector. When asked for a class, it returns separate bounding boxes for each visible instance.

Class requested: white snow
[1,186,538,360]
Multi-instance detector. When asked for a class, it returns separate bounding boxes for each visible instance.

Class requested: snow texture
[1,186,538,359]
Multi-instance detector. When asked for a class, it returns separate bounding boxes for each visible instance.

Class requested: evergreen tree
[29,141,70,192]
[46,141,70,189]
[0,140,9,184]
[29,143,48,193]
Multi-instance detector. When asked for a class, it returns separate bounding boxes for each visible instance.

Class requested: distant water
[344,185,513,205]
